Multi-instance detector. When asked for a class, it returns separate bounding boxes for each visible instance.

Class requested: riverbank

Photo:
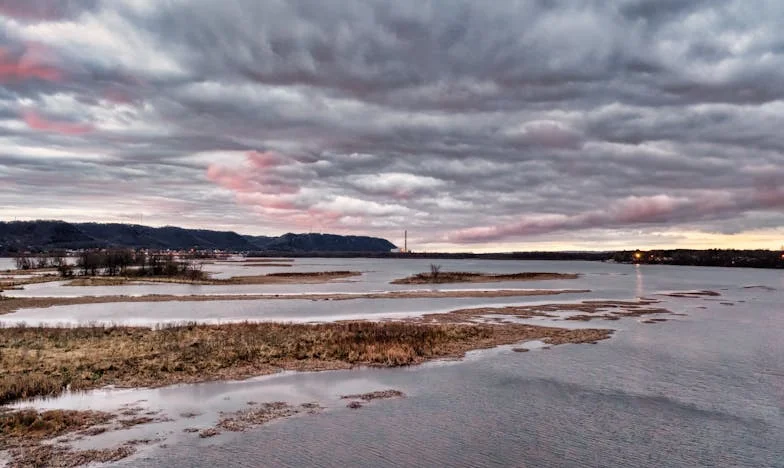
[0,289,589,316]
[0,274,62,291]
[64,271,360,287]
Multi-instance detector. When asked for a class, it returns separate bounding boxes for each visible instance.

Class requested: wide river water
[2,258,783,467]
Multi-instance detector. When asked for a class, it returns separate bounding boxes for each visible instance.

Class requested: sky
[1,0,783,252]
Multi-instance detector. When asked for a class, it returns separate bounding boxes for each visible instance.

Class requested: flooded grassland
[1,258,783,467]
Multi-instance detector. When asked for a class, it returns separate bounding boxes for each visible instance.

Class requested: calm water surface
[4,259,783,467]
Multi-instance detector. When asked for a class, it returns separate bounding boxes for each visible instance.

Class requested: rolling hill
[0,221,396,253]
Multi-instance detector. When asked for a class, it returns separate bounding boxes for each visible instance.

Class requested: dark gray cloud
[1,0,783,249]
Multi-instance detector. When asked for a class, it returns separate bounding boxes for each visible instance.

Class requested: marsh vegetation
[0,320,610,406]
[391,270,579,284]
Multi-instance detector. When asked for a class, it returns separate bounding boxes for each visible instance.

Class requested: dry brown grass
[416,299,671,324]
[6,444,134,468]
[391,271,579,284]
[0,274,62,291]
[223,271,360,284]
[340,390,405,401]
[1,268,58,275]
[1,405,174,466]
[0,320,610,405]
[191,401,324,438]
[0,408,140,468]
[0,409,113,450]
[215,402,300,432]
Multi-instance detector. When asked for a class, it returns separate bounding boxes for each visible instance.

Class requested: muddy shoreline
[1,389,402,466]
[413,299,673,324]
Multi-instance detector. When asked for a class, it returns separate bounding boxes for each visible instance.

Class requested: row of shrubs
[12,250,206,280]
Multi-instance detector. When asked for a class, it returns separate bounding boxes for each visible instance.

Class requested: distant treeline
[8,247,784,270]
[248,249,784,269]
[612,249,784,269]
[246,251,614,261]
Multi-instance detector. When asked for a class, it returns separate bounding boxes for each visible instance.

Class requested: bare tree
[13,254,32,270]
[77,251,102,276]
[54,256,74,278]
[183,262,205,282]
[35,254,50,269]
[430,264,442,282]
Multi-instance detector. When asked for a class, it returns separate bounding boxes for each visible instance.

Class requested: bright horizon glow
[2,213,782,253]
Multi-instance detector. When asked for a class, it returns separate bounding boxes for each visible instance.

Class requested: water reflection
[635,263,645,298]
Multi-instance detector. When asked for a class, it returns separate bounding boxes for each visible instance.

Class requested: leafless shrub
[430,264,442,282]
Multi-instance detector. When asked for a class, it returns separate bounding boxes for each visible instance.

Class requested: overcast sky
[1,0,783,251]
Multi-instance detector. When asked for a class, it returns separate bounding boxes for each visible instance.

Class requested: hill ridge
[0,220,396,253]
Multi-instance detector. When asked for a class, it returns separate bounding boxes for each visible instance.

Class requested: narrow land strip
[64,271,360,286]
[413,299,671,324]
[0,289,590,315]
[391,271,579,284]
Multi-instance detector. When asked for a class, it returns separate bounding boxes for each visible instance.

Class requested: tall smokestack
[405,230,408,253]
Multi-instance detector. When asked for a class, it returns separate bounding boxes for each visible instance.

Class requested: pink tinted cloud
[612,195,684,223]
[0,43,62,83]
[22,110,94,135]
[235,192,297,210]
[206,152,301,195]
[286,209,346,230]
[207,151,305,210]
[449,190,784,243]
[206,165,256,192]
[247,150,286,169]
[207,151,356,229]
[751,178,784,208]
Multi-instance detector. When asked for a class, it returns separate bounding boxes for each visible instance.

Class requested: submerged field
[1,257,781,467]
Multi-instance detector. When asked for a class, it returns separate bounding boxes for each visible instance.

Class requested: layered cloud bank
[1,0,783,250]
[450,189,784,243]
